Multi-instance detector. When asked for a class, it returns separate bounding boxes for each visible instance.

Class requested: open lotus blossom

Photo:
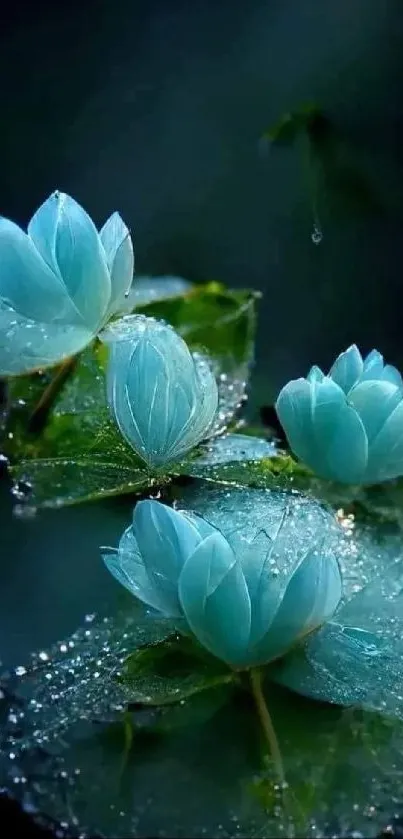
[102,492,342,669]
[102,315,219,469]
[275,344,403,485]
[0,191,134,375]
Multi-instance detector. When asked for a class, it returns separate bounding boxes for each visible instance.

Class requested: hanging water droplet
[311,223,323,245]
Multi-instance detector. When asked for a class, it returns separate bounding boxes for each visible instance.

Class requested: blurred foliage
[262,102,384,221]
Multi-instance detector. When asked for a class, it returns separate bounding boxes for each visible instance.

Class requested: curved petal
[360,349,384,380]
[179,509,220,541]
[329,344,363,394]
[133,500,213,616]
[312,377,368,482]
[251,541,342,665]
[380,364,403,389]
[361,350,403,389]
[347,380,402,443]
[307,365,325,383]
[365,399,403,482]
[102,533,165,614]
[0,302,93,375]
[99,212,134,317]
[178,532,251,666]
[105,317,218,467]
[275,378,317,466]
[0,217,78,323]
[28,192,110,330]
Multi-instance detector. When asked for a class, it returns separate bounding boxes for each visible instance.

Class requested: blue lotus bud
[102,315,219,468]
[275,344,403,484]
[102,489,342,669]
[0,191,134,375]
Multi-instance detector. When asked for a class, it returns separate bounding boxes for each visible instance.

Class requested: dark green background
[1,0,403,665]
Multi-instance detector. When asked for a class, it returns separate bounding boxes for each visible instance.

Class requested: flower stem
[28,355,78,433]
[249,667,285,787]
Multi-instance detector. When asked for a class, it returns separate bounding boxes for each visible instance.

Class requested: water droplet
[311,223,323,245]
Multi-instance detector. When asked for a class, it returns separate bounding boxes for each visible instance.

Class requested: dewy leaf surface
[1,603,403,838]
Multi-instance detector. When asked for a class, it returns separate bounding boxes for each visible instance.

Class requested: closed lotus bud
[102,489,342,669]
[0,191,134,375]
[102,315,219,468]
[275,344,403,484]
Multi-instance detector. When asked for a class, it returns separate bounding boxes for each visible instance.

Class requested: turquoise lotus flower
[276,344,403,484]
[102,315,219,468]
[0,191,134,375]
[102,491,342,668]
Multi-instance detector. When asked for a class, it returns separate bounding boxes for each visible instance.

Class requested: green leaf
[121,633,236,707]
[181,452,313,491]
[190,450,403,527]
[10,457,152,508]
[134,282,257,365]
[151,684,232,732]
[246,685,401,837]
[179,433,277,473]
[3,284,258,509]
[5,607,403,838]
[8,402,153,508]
[122,274,193,311]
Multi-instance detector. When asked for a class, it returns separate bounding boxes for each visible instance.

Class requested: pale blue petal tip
[99,212,134,317]
[276,344,403,484]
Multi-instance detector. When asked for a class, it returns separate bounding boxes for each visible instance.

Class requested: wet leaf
[121,633,235,706]
[135,282,257,365]
[121,274,193,312]
[2,606,403,838]
[9,457,151,508]
[192,451,403,528]
[179,432,277,472]
[270,554,403,718]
